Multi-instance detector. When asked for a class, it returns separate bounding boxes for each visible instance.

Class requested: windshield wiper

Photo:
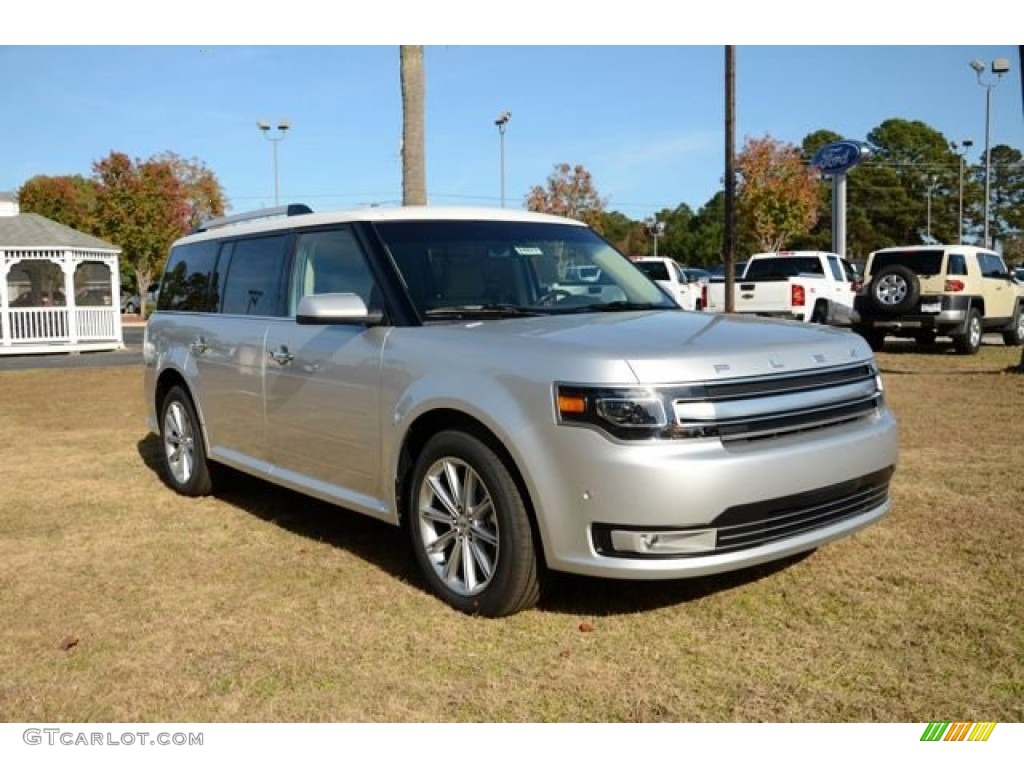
[423,303,547,318]
[563,301,674,313]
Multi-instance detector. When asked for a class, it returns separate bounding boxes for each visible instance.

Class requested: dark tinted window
[635,261,670,281]
[743,257,824,280]
[157,240,221,311]
[218,235,289,316]
[978,252,1006,278]
[871,250,943,275]
[947,254,968,276]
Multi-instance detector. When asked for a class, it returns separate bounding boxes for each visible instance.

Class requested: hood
[418,310,873,384]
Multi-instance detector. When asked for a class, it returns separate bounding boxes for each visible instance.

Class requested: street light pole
[951,139,973,243]
[495,111,511,208]
[970,58,1010,249]
[257,119,291,207]
[645,217,666,257]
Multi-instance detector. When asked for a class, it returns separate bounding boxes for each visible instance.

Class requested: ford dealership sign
[811,140,871,175]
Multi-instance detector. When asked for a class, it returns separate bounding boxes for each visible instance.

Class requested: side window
[946,253,968,276]
[827,256,844,281]
[979,253,1006,278]
[218,235,289,316]
[157,240,220,311]
[289,228,378,316]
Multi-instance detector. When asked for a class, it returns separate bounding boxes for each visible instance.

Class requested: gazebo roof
[0,213,119,251]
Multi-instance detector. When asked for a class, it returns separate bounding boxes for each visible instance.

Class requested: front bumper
[519,406,900,580]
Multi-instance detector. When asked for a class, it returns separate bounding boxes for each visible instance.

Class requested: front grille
[712,467,893,553]
[668,363,882,443]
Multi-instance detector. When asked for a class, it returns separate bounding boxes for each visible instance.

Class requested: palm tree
[400,46,426,206]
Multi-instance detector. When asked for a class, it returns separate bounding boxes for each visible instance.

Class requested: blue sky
[2,24,1022,221]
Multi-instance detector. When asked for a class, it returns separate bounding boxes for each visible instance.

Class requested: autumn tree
[526,163,607,230]
[93,152,191,301]
[736,135,819,252]
[152,151,227,229]
[17,174,98,233]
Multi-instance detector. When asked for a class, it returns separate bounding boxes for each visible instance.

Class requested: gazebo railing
[7,308,69,342]
[75,307,118,340]
[5,307,119,343]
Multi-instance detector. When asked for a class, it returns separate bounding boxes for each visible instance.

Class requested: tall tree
[986,144,1024,248]
[92,152,190,302]
[152,151,227,228]
[400,45,427,206]
[525,163,607,230]
[736,135,819,252]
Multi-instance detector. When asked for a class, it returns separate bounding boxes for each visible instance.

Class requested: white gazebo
[0,207,124,356]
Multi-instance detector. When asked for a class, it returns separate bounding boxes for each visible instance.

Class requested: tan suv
[852,245,1024,354]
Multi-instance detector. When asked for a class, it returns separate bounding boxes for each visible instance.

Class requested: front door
[263,227,389,518]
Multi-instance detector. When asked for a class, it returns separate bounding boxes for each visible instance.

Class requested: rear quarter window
[157,240,221,311]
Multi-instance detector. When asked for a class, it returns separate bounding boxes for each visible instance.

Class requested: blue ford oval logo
[811,140,870,175]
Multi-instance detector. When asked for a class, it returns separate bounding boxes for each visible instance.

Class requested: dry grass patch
[0,347,1021,722]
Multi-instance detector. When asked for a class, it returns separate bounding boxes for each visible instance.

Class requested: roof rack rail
[192,203,313,234]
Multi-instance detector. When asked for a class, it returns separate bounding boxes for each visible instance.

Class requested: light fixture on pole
[951,138,973,243]
[970,57,1010,249]
[257,119,291,207]
[645,216,666,257]
[494,111,511,208]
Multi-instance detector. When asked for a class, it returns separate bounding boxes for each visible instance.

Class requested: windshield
[373,220,676,319]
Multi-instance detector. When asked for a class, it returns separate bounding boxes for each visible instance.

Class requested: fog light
[610,528,717,554]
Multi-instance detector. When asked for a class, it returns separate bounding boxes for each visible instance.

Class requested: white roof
[178,205,587,246]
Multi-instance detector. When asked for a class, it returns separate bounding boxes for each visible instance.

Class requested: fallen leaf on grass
[58,635,79,651]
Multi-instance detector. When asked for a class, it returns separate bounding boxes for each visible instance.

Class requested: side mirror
[296,293,384,326]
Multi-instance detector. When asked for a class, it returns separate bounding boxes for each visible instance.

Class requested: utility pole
[724,45,737,313]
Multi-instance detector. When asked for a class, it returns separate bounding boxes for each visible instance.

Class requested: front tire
[1002,305,1024,347]
[952,307,983,355]
[408,430,540,617]
[160,385,213,496]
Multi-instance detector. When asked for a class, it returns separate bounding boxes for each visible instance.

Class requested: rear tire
[810,301,828,324]
[952,308,983,355]
[160,386,213,496]
[408,430,540,617]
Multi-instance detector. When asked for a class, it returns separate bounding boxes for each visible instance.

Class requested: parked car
[121,283,160,314]
[144,204,899,616]
[852,245,1024,353]
[632,257,701,310]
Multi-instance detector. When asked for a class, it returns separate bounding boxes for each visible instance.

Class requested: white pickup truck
[702,251,861,324]
[632,257,702,310]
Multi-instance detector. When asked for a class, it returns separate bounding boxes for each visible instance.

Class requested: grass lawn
[1,343,1021,722]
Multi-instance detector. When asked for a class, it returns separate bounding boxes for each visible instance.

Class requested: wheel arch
[394,408,546,566]
[154,368,211,454]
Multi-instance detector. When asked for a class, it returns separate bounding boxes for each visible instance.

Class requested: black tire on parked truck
[952,307,983,355]
[1002,303,1024,347]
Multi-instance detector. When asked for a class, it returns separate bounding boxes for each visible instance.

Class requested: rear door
[195,234,290,467]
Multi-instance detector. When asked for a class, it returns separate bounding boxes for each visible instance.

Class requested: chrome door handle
[269,346,294,366]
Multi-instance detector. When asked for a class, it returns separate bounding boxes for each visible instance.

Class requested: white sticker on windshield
[514,246,543,256]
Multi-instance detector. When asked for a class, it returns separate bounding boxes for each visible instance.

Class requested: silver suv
[144,205,899,616]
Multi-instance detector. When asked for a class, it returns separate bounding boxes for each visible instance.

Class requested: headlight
[556,385,668,439]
